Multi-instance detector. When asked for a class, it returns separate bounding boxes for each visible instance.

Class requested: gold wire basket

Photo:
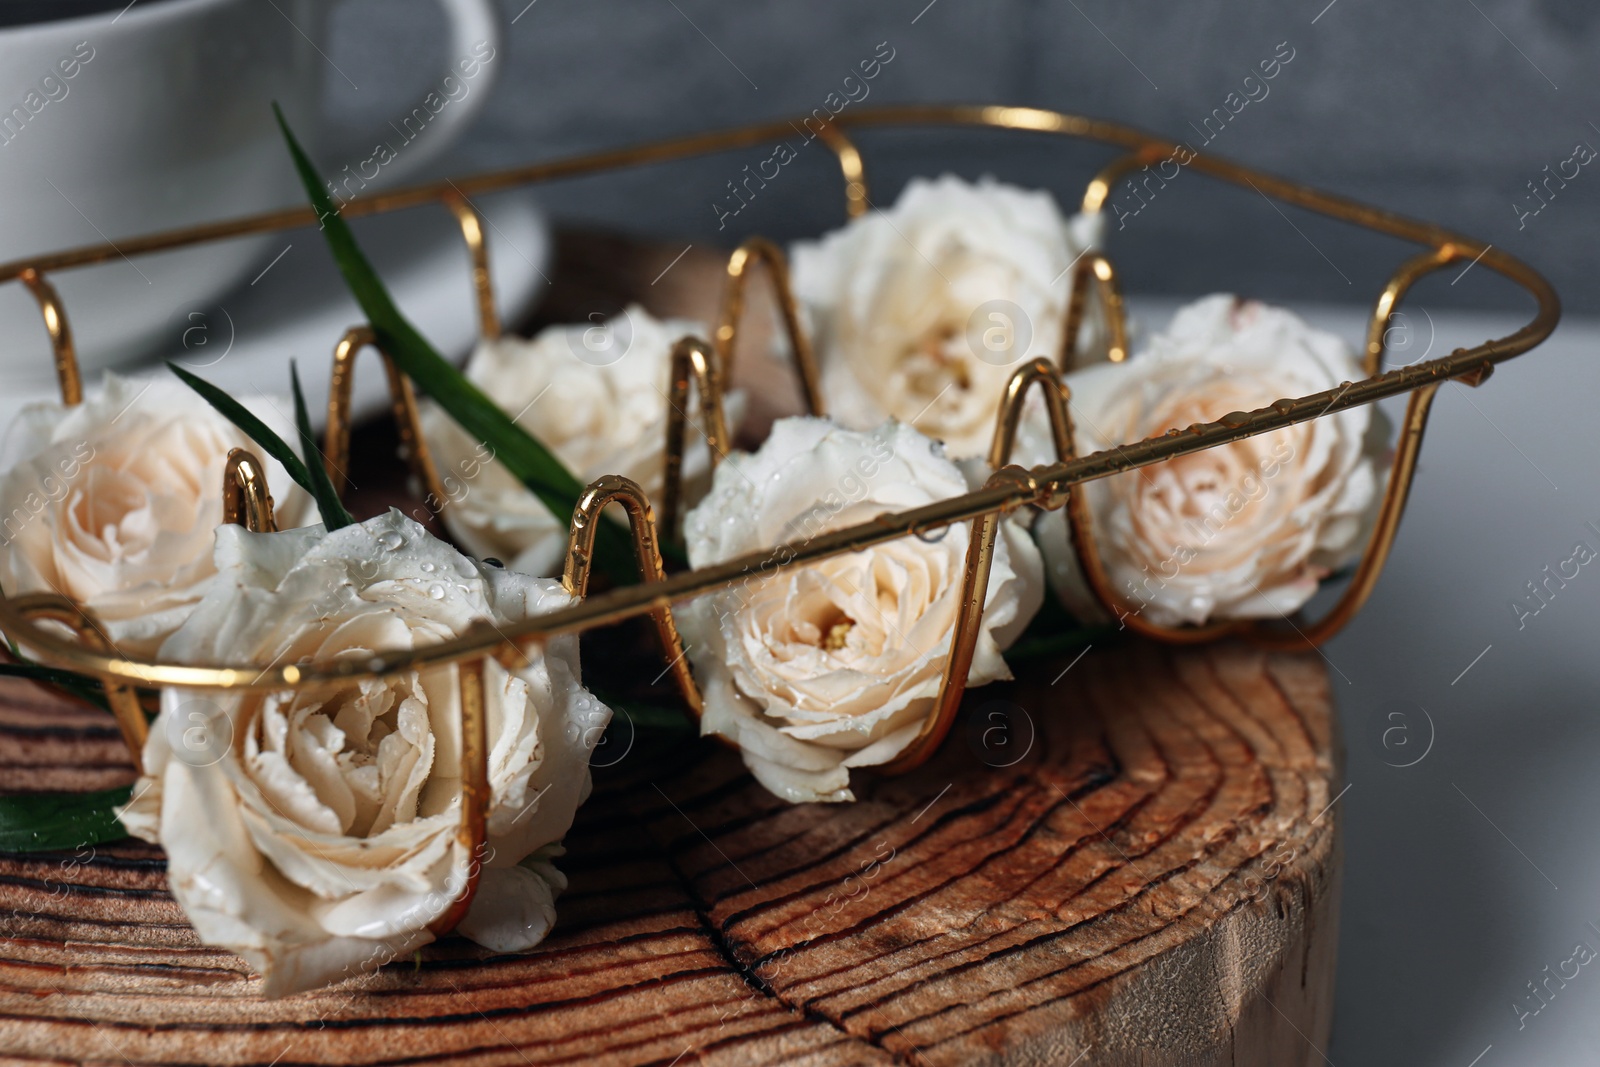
[0,105,1560,935]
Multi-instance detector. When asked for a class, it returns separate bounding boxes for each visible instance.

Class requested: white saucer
[0,188,550,432]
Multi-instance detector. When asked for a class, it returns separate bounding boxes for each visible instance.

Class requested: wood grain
[0,640,1339,1066]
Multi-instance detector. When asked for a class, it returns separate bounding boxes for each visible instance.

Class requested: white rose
[117,510,609,996]
[678,418,1043,804]
[0,372,311,657]
[790,174,1102,458]
[1033,295,1387,628]
[419,305,740,576]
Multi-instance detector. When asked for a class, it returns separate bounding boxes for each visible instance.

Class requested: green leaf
[0,580,117,714]
[167,362,354,530]
[585,689,698,774]
[272,104,638,582]
[289,361,354,531]
[1003,594,1117,666]
[590,687,697,736]
[0,786,131,852]
[1005,623,1116,666]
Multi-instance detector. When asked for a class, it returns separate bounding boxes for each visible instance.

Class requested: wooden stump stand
[0,640,1338,1066]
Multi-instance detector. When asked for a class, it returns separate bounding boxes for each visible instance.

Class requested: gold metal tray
[0,105,1559,931]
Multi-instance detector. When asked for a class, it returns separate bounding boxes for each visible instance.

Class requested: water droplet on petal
[378,531,405,551]
[428,584,446,600]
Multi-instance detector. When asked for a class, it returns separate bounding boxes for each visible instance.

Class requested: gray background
[327,0,1599,314]
[318,4,1600,1065]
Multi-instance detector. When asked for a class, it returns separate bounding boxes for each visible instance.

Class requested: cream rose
[789,174,1102,458]
[419,305,738,576]
[0,372,311,657]
[678,418,1043,804]
[1032,295,1387,628]
[117,510,609,996]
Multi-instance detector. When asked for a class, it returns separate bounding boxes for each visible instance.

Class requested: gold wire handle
[441,190,500,341]
[561,474,702,716]
[18,268,81,406]
[324,325,450,512]
[8,593,147,773]
[222,448,279,533]
[660,336,732,544]
[1059,252,1130,369]
[713,237,826,416]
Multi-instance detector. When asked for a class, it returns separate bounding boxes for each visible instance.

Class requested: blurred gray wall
[325,0,1600,314]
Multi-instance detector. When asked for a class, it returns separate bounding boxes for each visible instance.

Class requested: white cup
[0,0,502,383]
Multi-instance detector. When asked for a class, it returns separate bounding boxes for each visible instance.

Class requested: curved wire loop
[811,121,870,219]
[988,357,1072,471]
[1365,245,1477,378]
[713,237,826,417]
[998,336,1446,649]
[8,593,147,773]
[1059,252,1130,370]
[18,268,81,406]
[561,474,702,716]
[441,189,500,341]
[880,465,1036,774]
[1064,149,1170,375]
[1248,245,1474,648]
[222,448,280,533]
[1054,148,1485,648]
[427,650,491,935]
[324,325,451,513]
[660,336,732,545]
[990,358,1237,645]
[1080,144,1173,215]
[1247,382,1442,649]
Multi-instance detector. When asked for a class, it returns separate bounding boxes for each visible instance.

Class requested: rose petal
[121,511,609,995]
[419,306,745,577]
[1034,295,1387,628]
[681,418,1042,804]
